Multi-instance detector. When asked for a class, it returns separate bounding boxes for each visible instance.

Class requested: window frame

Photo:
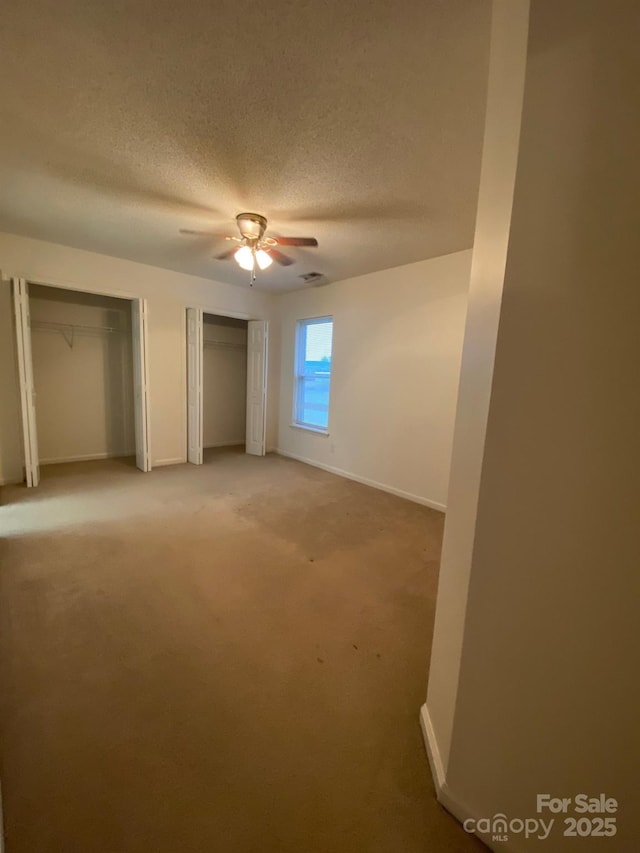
[291,315,333,435]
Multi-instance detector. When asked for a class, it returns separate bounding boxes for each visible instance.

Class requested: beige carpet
[0,448,482,853]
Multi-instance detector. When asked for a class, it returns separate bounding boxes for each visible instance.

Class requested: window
[293,316,333,432]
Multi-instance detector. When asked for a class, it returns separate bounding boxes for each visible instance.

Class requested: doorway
[12,278,151,486]
[186,309,268,464]
[203,314,248,456]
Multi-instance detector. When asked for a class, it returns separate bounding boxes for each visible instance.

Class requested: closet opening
[203,313,248,460]
[186,309,268,464]
[12,278,151,487]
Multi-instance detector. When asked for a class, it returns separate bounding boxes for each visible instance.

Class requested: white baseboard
[274,449,446,512]
[420,703,517,853]
[153,457,187,467]
[204,440,245,449]
[39,451,134,465]
[420,703,447,793]
[420,704,479,841]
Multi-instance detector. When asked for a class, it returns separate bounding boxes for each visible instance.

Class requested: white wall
[203,315,247,448]
[276,251,472,511]
[0,232,277,483]
[29,284,135,464]
[425,0,529,777]
[427,1,640,850]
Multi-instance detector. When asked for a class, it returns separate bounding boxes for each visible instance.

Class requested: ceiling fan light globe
[255,249,273,270]
[235,245,254,271]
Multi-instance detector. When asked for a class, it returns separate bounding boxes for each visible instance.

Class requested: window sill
[290,423,330,436]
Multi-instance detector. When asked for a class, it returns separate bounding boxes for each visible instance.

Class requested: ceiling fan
[180,213,318,284]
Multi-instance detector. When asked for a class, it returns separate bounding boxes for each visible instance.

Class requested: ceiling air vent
[299,272,325,285]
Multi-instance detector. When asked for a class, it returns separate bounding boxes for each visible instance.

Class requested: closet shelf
[203,339,246,350]
[31,320,125,349]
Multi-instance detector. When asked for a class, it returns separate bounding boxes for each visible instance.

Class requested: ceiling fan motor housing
[236,213,267,242]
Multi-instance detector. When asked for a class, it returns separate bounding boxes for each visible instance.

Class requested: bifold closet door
[186,307,203,464]
[246,320,268,456]
[12,277,40,486]
[131,298,151,472]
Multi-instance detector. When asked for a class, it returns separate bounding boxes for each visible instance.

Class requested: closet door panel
[131,298,151,472]
[246,320,268,456]
[12,277,40,486]
[186,307,203,464]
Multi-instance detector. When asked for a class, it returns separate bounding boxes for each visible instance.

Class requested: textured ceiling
[0,0,490,292]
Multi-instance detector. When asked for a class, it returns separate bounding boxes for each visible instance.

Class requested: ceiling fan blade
[269,248,295,266]
[214,247,238,260]
[180,229,234,238]
[272,236,318,247]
